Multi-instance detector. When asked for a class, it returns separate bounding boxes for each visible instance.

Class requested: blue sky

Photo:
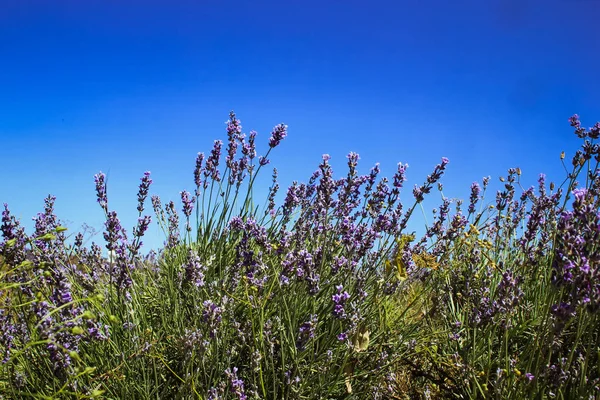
[1,0,598,252]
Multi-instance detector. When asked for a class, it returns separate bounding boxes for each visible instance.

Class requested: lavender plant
[1,112,599,399]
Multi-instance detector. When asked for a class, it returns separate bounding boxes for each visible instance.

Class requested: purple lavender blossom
[265,168,279,217]
[412,185,424,203]
[151,195,162,217]
[194,152,205,196]
[130,215,152,256]
[228,216,244,231]
[243,130,257,160]
[135,215,152,239]
[0,309,16,363]
[94,172,108,213]
[204,140,223,187]
[525,373,535,382]
[103,211,125,252]
[552,187,600,315]
[467,182,481,214]
[111,242,134,293]
[184,249,206,287]
[226,111,242,136]
[394,162,408,188]
[225,113,241,171]
[316,154,337,215]
[1,203,17,241]
[482,176,490,188]
[296,314,318,351]
[268,123,288,148]
[427,198,451,240]
[202,300,222,338]
[364,163,380,197]
[180,190,196,232]
[282,182,302,219]
[225,367,247,400]
[136,171,152,213]
[165,201,180,249]
[331,255,348,275]
[347,151,359,172]
[413,157,449,203]
[74,232,83,248]
[258,155,270,166]
[589,122,600,140]
[569,114,587,138]
[332,285,350,319]
[391,162,408,198]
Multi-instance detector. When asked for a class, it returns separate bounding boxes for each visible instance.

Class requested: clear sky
[1,0,598,252]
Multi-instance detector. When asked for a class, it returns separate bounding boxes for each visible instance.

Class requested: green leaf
[37,233,56,241]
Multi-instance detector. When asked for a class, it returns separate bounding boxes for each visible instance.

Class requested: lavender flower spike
[268,123,288,148]
[94,172,108,212]
[136,171,152,213]
[181,191,196,218]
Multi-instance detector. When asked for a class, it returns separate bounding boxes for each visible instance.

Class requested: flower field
[1,112,599,399]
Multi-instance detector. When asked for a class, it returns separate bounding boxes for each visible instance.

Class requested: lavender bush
[1,112,599,399]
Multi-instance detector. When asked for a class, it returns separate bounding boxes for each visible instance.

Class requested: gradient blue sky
[1,0,599,252]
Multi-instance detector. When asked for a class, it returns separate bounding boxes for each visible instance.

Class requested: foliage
[1,112,599,399]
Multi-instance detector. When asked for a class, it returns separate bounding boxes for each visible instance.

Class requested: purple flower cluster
[243,130,257,160]
[202,300,223,339]
[194,152,205,196]
[226,112,242,167]
[225,367,247,400]
[1,204,28,268]
[569,114,600,140]
[165,200,180,249]
[130,215,152,257]
[296,314,318,351]
[184,248,206,287]
[103,211,125,252]
[518,175,562,264]
[268,123,288,148]
[467,182,481,215]
[224,112,248,185]
[552,188,600,314]
[94,172,108,213]
[0,308,17,363]
[204,140,223,187]
[493,269,524,327]
[96,171,154,293]
[226,216,271,289]
[447,262,524,329]
[265,168,279,217]
[332,285,351,319]
[413,157,449,203]
[30,195,64,253]
[137,172,152,213]
[279,248,321,294]
[180,328,209,360]
[180,190,196,232]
